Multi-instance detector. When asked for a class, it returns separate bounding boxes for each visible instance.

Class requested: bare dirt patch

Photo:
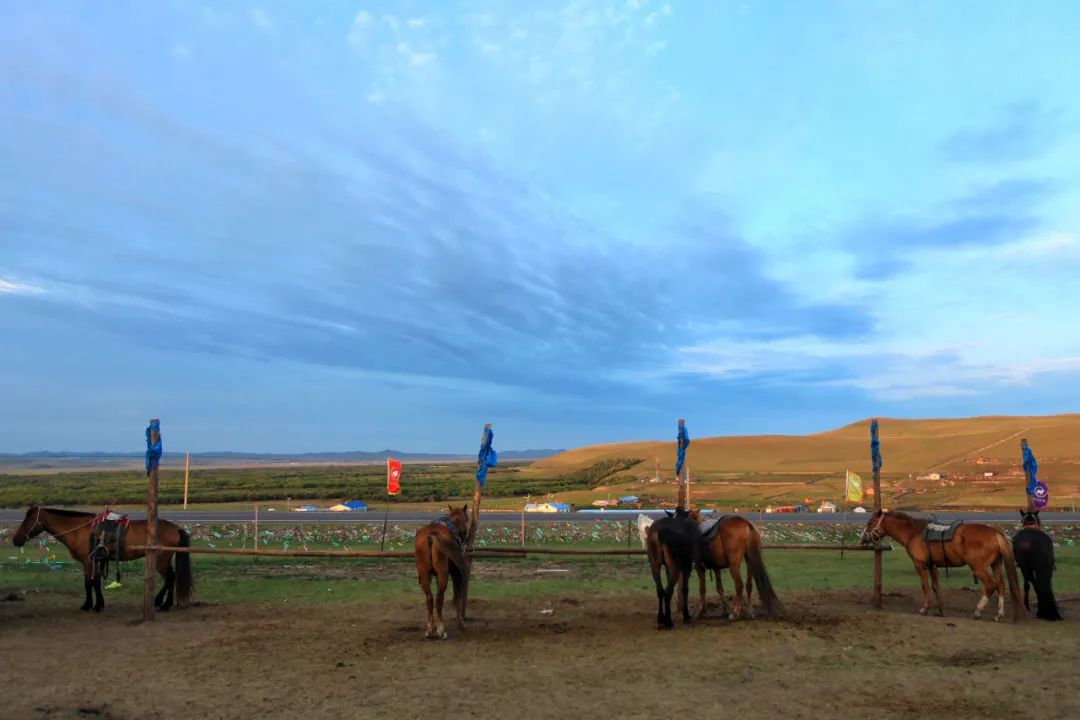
[2,589,1077,720]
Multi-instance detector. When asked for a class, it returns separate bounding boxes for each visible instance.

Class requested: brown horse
[690,509,783,620]
[861,510,1024,622]
[11,505,194,613]
[414,505,470,639]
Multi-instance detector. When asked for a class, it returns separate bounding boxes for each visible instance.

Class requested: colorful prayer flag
[387,458,402,496]
[846,470,864,503]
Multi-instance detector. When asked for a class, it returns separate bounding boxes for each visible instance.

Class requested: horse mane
[42,507,96,517]
[888,510,928,530]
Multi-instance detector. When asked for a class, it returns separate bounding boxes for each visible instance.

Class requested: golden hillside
[532,415,1080,477]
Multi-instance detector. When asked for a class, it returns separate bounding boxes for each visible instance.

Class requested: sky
[2,1,1080,453]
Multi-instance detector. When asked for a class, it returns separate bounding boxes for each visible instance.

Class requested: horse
[645,508,700,629]
[689,509,783,620]
[1012,510,1062,621]
[861,509,1024,622]
[413,505,470,639]
[11,504,194,612]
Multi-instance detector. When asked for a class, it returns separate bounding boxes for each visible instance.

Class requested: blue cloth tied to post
[675,423,690,477]
[476,427,497,487]
[145,420,162,476]
[1023,444,1039,495]
[870,419,882,473]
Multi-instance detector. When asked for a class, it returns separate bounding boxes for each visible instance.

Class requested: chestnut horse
[414,505,469,639]
[689,509,783,620]
[861,510,1023,622]
[645,508,700,629]
[11,505,194,612]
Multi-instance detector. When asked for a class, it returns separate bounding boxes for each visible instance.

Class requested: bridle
[864,511,889,544]
[19,506,44,540]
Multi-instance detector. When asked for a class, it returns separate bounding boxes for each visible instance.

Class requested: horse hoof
[918,608,928,616]
[438,631,448,640]
[728,612,736,621]
[936,609,945,617]
[973,613,982,620]
[93,606,103,613]
[80,605,91,612]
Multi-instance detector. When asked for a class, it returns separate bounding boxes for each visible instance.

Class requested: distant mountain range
[0,448,562,471]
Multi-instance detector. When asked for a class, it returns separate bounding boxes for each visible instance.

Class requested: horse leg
[913,564,931,615]
[928,566,945,616]
[81,562,94,612]
[679,565,692,624]
[745,564,756,619]
[715,569,729,616]
[155,553,175,611]
[433,555,450,639]
[695,566,707,619]
[649,546,666,628]
[92,564,105,612]
[450,567,465,630]
[992,559,1006,622]
[972,566,995,620]
[1021,566,1034,613]
[728,565,745,620]
[418,568,436,639]
[662,565,678,629]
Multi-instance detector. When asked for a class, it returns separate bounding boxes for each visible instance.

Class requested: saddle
[922,519,962,570]
[699,515,731,543]
[89,511,131,581]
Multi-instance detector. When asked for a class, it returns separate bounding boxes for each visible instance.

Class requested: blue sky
[2,1,1079,453]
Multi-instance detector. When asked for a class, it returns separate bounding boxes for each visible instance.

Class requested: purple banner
[1033,481,1049,509]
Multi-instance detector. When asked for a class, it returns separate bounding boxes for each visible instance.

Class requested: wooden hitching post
[142,419,161,622]
[1021,438,1035,513]
[676,419,687,509]
[872,419,883,608]
[461,423,490,619]
[183,450,190,509]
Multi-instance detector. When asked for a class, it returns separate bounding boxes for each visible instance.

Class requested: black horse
[1012,511,1062,621]
[645,508,701,629]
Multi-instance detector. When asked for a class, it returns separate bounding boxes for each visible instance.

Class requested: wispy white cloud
[0,277,45,296]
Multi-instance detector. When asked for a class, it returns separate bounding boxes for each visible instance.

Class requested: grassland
[3,415,1079,511]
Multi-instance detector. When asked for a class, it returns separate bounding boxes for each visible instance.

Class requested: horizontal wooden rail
[130,546,525,559]
[132,543,890,558]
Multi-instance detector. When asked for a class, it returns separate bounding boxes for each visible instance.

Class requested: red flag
[387,458,402,496]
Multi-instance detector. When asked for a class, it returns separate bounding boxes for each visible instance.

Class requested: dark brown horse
[1013,510,1061,620]
[689,509,783,620]
[861,510,1023,622]
[646,508,700,629]
[413,505,469,639]
[11,505,194,612]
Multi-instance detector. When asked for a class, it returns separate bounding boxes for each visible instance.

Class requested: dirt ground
[2,585,1077,720]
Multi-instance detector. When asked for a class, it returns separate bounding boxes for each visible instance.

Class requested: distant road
[2,509,1077,526]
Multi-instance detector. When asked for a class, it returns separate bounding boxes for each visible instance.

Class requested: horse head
[445,504,470,543]
[860,509,888,545]
[11,504,44,547]
[1019,509,1041,527]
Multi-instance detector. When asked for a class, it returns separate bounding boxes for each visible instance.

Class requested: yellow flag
[846,470,863,503]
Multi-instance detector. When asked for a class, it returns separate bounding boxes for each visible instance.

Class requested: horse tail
[175,528,194,607]
[997,532,1025,622]
[745,523,783,618]
[440,537,468,575]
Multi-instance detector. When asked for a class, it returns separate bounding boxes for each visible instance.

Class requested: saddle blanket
[699,515,731,542]
[924,520,963,543]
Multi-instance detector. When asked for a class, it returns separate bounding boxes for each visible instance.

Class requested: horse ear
[664,510,673,518]
[448,504,453,513]
[462,504,468,514]
[1019,509,1026,518]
